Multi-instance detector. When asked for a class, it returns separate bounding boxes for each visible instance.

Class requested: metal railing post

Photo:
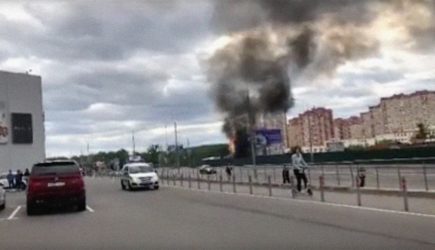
[268,176,272,197]
[319,175,325,202]
[207,175,211,191]
[239,167,243,182]
[375,166,380,189]
[188,174,192,189]
[273,167,276,183]
[349,165,355,187]
[356,176,362,206]
[219,175,223,192]
[290,176,296,199]
[423,163,429,191]
[335,165,340,186]
[401,177,409,212]
[397,167,402,190]
[248,175,253,195]
[232,175,237,193]
[197,173,201,189]
[173,173,176,186]
[181,174,184,187]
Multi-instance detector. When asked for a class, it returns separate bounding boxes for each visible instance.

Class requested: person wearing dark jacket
[15,170,24,190]
[282,165,290,184]
[6,170,14,189]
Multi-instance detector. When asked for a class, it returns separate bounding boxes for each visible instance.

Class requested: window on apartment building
[11,113,33,144]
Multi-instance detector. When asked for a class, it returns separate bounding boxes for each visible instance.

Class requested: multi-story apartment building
[345,90,435,145]
[334,116,360,140]
[287,107,334,153]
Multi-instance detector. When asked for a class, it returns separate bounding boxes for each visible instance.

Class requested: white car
[120,163,159,191]
[0,183,5,210]
[0,173,9,188]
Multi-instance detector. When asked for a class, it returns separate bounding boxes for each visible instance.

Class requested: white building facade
[0,71,45,173]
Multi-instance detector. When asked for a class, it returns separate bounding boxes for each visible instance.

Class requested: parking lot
[1,177,435,249]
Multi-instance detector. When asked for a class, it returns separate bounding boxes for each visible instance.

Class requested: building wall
[287,107,334,153]
[0,71,45,173]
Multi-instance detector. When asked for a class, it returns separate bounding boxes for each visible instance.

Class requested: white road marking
[86,205,95,213]
[8,206,21,220]
[164,184,435,219]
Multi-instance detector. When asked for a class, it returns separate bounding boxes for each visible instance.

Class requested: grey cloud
[0,1,213,62]
[340,69,405,84]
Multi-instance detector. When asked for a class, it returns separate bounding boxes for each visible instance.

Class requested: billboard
[11,113,33,144]
[255,129,282,146]
[0,102,8,144]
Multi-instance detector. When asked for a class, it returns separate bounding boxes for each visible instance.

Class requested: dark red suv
[27,161,86,215]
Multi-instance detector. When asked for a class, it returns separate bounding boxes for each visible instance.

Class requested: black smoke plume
[207,0,435,154]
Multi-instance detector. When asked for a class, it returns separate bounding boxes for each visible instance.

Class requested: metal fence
[157,162,435,191]
[154,162,435,214]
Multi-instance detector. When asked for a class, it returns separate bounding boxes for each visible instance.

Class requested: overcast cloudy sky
[0,0,434,157]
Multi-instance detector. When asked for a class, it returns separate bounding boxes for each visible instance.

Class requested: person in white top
[291,146,309,192]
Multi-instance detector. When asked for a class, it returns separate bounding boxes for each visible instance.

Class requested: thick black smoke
[208,0,435,143]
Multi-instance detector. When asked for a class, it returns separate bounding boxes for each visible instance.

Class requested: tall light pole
[308,112,314,163]
[132,130,136,158]
[246,92,257,178]
[174,122,179,167]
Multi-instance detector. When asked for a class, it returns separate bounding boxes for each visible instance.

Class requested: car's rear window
[32,162,80,176]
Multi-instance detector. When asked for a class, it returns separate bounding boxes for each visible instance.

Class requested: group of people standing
[283,146,309,192]
[6,168,30,190]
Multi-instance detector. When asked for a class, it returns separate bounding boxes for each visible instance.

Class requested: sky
[0,0,434,157]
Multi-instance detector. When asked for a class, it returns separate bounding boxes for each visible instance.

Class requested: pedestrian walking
[6,170,14,189]
[292,146,309,192]
[15,169,24,190]
[358,167,366,187]
[225,165,232,180]
[282,165,290,184]
[24,168,30,177]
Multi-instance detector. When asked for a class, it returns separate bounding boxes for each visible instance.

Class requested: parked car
[199,165,217,175]
[0,183,5,210]
[120,163,159,191]
[0,173,8,188]
[26,160,86,215]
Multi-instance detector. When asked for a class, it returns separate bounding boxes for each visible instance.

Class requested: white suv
[120,163,159,191]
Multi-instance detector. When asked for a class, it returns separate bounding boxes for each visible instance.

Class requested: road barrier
[356,176,362,206]
[248,176,253,195]
[319,175,325,202]
[154,161,435,214]
[402,177,409,212]
[232,175,237,193]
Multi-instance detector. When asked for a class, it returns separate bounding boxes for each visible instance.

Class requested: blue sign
[255,129,282,145]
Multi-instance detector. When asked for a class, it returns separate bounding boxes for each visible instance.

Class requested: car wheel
[0,203,4,210]
[127,181,133,191]
[154,185,159,190]
[26,202,37,216]
[77,197,86,212]
[121,180,126,190]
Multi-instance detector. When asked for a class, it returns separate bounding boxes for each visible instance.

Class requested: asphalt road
[1,177,435,249]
